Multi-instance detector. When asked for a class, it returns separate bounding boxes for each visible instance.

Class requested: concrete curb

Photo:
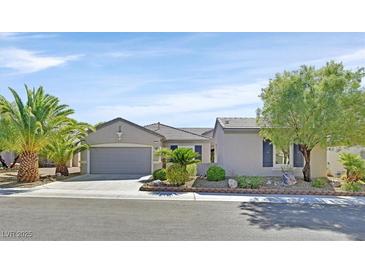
[2,187,365,205]
[140,185,365,196]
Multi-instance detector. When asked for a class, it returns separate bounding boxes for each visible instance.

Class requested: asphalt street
[0,197,364,240]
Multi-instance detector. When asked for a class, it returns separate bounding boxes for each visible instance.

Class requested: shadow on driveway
[0,189,34,196]
[239,203,365,240]
[64,174,148,182]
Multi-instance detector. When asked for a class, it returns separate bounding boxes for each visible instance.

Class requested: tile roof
[95,117,165,138]
[145,123,210,141]
[217,117,259,129]
[179,127,213,136]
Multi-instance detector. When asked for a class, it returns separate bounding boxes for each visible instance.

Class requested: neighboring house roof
[145,123,210,141]
[95,117,165,138]
[217,117,259,129]
[179,127,213,136]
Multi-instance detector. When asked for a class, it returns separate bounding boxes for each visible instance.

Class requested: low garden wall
[197,163,216,176]
[140,184,365,197]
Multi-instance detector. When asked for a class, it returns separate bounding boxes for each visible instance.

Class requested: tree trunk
[0,155,8,168]
[299,145,312,182]
[17,152,39,183]
[10,155,19,168]
[162,158,166,169]
[55,165,69,176]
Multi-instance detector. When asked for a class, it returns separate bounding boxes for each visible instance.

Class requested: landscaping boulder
[228,178,238,188]
[138,175,153,182]
[282,173,296,185]
[152,179,162,185]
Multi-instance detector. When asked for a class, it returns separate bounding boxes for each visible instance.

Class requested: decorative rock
[138,175,153,182]
[152,179,162,185]
[56,172,62,177]
[282,173,297,185]
[330,180,341,188]
[228,178,238,188]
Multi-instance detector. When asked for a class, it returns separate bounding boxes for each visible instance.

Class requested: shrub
[169,148,200,167]
[153,168,166,181]
[186,163,197,177]
[166,164,189,186]
[236,176,264,189]
[339,153,365,182]
[207,165,225,181]
[341,181,363,192]
[311,178,327,188]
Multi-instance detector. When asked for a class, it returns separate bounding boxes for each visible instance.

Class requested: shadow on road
[239,203,365,240]
[148,191,183,197]
[0,189,33,196]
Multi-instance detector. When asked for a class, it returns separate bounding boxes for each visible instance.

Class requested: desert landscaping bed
[0,167,81,188]
[140,176,365,197]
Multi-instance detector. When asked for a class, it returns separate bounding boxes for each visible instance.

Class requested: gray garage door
[90,147,152,175]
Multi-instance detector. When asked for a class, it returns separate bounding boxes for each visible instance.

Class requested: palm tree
[169,147,200,169]
[0,86,75,182]
[43,122,94,176]
[155,148,172,169]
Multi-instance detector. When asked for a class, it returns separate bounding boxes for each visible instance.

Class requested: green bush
[169,148,200,166]
[339,153,365,182]
[236,176,264,189]
[311,178,327,188]
[166,164,189,186]
[207,165,225,181]
[153,168,167,181]
[341,181,363,192]
[187,163,197,177]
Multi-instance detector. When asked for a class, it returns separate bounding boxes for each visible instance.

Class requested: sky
[0,32,364,127]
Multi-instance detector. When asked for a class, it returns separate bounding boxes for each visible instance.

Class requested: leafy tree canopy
[258,61,365,150]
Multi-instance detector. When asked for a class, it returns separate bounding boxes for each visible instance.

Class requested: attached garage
[89,147,152,175]
[81,117,164,176]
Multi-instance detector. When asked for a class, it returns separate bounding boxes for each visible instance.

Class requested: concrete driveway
[3,174,365,206]
[0,174,196,200]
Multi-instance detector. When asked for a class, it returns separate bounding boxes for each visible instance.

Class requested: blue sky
[0,32,364,127]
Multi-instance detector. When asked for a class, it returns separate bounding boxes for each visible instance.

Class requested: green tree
[42,122,94,176]
[339,153,365,182]
[0,86,76,182]
[258,62,365,181]
[155,148,172,169]
[169,147,200,169]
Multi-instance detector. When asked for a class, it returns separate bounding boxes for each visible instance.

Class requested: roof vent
[224,120,230,125]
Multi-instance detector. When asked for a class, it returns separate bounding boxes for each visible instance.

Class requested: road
[0,197,364,240]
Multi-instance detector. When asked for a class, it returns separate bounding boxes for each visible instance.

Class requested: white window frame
[273,144,293,169]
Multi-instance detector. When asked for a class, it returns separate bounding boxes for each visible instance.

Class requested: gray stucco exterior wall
[213,123,327,178]
[81,119,163,174]
[163,140,211,164]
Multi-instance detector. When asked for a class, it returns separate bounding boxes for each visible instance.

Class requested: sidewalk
[2,179,365,205]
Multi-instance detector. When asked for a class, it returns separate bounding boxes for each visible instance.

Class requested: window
[274,146,290,167]
[194,145,202,160]
[170,145,178,150]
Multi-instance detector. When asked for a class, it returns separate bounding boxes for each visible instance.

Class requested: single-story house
[327,146,365,177]
[80,117,212,176]
[213,117,327,178]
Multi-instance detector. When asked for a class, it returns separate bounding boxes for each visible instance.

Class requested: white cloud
[335,48,365,63]
[305,48,365,67]
[89,81,266,125]
[0,33,18,39]
[0,48,82,73]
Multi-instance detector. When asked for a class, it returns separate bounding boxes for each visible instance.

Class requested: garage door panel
[90,147,151,174]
